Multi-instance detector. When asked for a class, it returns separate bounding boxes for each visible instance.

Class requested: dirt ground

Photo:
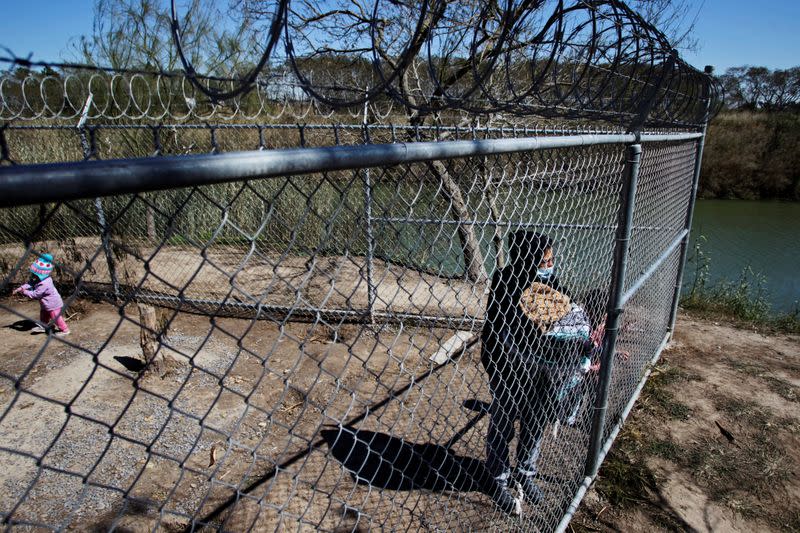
[0,239,486,322]
[2,286,797,532]
[0,295,558,532]
[572,314,800,533]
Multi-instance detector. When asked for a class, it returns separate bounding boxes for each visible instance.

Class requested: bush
[681,235,800,333]
[701,111,800,200]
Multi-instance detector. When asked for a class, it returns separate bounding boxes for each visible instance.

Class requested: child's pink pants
[41,308,69,333]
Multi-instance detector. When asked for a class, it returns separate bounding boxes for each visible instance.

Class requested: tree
[629,0,703,52]
[75,0,254,75]
[283,0,498,282]
[720,66,800,111]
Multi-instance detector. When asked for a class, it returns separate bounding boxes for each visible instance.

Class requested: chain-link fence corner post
[584,142,643,477]
[667,65,715,336]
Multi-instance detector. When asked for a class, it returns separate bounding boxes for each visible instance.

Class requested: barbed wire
[1,0,722,127]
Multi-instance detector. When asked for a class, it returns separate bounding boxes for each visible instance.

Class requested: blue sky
[1,0,798,74]
[0,0,95,63]
[682,0,800,73]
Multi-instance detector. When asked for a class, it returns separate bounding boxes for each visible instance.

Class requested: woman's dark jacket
[480,232,587,411]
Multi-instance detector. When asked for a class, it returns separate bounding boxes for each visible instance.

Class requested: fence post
[584,142,642,477]
[363,169,376,323]
[668,66,714,335]
[362,105,376,323]
[77,94,121,302]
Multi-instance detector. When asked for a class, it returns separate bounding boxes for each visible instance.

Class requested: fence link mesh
[0,124,700,531]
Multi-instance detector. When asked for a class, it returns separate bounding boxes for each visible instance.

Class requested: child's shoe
[54,330,71,337]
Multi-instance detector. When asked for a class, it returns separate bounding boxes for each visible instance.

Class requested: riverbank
[681,238,800,334]
[701,111,800,200]
[686,199,800,316]
[571,313,800,532]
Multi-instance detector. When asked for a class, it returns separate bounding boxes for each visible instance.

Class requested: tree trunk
[391,45,488,284]
[485,160,506,270]
[138,303,160,365]
[428,160,487,283]
[146,204,157,242]
[137,303,179,377]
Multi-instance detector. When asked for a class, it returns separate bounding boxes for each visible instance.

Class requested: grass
[723,360,798,404]
[678,395,795,524]
[589,354,799,531]
[763,376,799,403]
[594,359,696,506]
[638,364,698,421]
[642,438,682,461]
[594,445,656,507]
[681,235,800,334]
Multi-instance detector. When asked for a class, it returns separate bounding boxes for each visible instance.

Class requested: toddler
[13,253,70,336]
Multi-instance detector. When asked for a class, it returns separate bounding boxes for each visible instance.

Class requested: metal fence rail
[0,128,703,531]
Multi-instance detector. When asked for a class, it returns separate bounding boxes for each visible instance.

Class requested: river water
[373,195,798,313]
[685,200,800,312]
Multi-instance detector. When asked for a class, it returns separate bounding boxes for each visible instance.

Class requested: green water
[685,200,800,312]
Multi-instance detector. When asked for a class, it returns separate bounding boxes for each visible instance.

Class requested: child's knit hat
[30,253,54,280]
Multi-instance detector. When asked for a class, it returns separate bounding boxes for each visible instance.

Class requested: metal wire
[0,1,715,529]
[1,0,722,126]
[0,123,701,531]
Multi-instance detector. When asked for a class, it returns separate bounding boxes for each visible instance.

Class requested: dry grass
[672,395,796,524]
[636,363,699,421]
[572,317,800,532]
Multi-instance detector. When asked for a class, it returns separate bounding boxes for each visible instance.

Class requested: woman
[481,231,594,509]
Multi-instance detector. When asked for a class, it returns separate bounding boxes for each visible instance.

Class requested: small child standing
[13,253,70,336]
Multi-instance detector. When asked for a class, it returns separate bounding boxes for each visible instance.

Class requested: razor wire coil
[2,0,722,126]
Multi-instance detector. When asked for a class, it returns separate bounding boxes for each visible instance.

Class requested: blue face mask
[537,265,555,279]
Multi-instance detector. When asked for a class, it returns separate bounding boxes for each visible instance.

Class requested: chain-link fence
[0,118,704,531]
[0,0,720,527]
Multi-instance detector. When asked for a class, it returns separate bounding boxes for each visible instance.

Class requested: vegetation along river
[684,200,800,312]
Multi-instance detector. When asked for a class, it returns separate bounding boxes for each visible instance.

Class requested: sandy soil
[572,314,800,533]
[0,294,587,532]
[3,253,794,533]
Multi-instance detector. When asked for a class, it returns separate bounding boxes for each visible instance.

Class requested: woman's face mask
[537,247,555,279]
[537,265,555,279]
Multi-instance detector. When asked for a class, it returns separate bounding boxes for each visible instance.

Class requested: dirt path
[573,314,800,532]
[3,294,796,531]
[0,297,515,531]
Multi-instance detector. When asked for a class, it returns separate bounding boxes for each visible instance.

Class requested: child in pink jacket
[13,253,70,336]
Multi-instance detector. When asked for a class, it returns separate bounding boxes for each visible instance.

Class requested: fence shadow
[321,425,497,495]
